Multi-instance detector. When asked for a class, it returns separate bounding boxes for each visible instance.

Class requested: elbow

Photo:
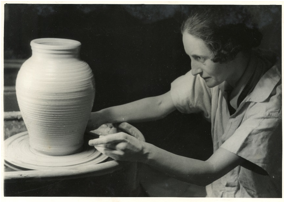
[191,159,225,186]
[185,163,220,186]
[154,95,175,120]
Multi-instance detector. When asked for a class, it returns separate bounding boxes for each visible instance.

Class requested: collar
[247,64,281,102]
[218,51,257,109]
[245,49,281,103]
[228,52,256,109]
[219,50,280,107]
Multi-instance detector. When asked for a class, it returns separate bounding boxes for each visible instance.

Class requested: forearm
[141,143,214,186]
[141,142,243,186]
[94,93,175,125]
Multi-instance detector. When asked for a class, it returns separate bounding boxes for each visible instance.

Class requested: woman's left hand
[88,123,147,162]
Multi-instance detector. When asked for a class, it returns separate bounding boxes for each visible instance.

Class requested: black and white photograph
[2,1,283,201]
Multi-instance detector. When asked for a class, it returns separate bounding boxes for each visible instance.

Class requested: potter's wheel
[5,131,108,170]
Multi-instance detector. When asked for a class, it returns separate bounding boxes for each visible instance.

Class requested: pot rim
[31,38,81,50]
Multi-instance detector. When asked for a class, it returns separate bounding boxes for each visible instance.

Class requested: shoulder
[171,70,212,96]
[247,54,281,107]
[170,70,213,116]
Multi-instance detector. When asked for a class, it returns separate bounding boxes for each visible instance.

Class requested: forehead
[182,32,213,57]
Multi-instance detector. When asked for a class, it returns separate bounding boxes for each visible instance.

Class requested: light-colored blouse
[170,50,282,197]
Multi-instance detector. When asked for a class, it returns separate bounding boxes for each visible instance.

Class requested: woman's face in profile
[182,32,236,88]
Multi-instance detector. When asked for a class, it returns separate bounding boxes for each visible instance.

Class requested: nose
[191,60,202,76]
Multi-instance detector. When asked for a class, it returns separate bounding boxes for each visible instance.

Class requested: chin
[205,81,220,88]
[206,84,217,88]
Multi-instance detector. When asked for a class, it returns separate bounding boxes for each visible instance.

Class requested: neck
[226,51,251,88]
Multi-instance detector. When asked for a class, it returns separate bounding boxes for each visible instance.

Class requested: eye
[194,56,201,60]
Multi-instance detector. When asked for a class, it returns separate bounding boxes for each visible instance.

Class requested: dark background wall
[3,4,282,160]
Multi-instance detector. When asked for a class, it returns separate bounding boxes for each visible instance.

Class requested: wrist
[99,108,119,124]
[139,142,153,164]
[96,109,106,124]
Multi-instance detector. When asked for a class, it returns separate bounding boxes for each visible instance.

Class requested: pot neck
[30,38,81,59]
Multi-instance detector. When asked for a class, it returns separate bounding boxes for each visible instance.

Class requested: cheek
[203,63,218,76]
[205,63,228,79]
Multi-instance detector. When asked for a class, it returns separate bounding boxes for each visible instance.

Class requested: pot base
[5,131,108,170]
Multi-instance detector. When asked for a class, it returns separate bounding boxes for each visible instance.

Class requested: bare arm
[143,143,243,186]
[89,123,244,186]
[88,92,176,130]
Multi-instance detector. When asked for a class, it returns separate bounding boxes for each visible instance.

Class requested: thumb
[88,134,125,146]
[118,122,145,141]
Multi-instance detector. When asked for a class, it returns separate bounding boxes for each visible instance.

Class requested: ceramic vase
[16,38,95,156]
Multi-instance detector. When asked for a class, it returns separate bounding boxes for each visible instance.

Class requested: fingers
[118,122,133,133]
[95,141,123,150]
[91,137,127,161]
[89,123,117,135]
[118,122,141,139]
[88,128,144,162]
[88,133,127,146]
[100,149,125,161]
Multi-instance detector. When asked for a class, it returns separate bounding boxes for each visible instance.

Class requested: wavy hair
[181,6,263,63]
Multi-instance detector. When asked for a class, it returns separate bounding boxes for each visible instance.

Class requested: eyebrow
[191,54,206,59]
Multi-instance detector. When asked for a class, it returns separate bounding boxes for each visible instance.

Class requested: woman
[88,6,281,197]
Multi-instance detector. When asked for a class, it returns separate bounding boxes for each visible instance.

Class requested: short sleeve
[221,83,282,177]
[170,70,212,119]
